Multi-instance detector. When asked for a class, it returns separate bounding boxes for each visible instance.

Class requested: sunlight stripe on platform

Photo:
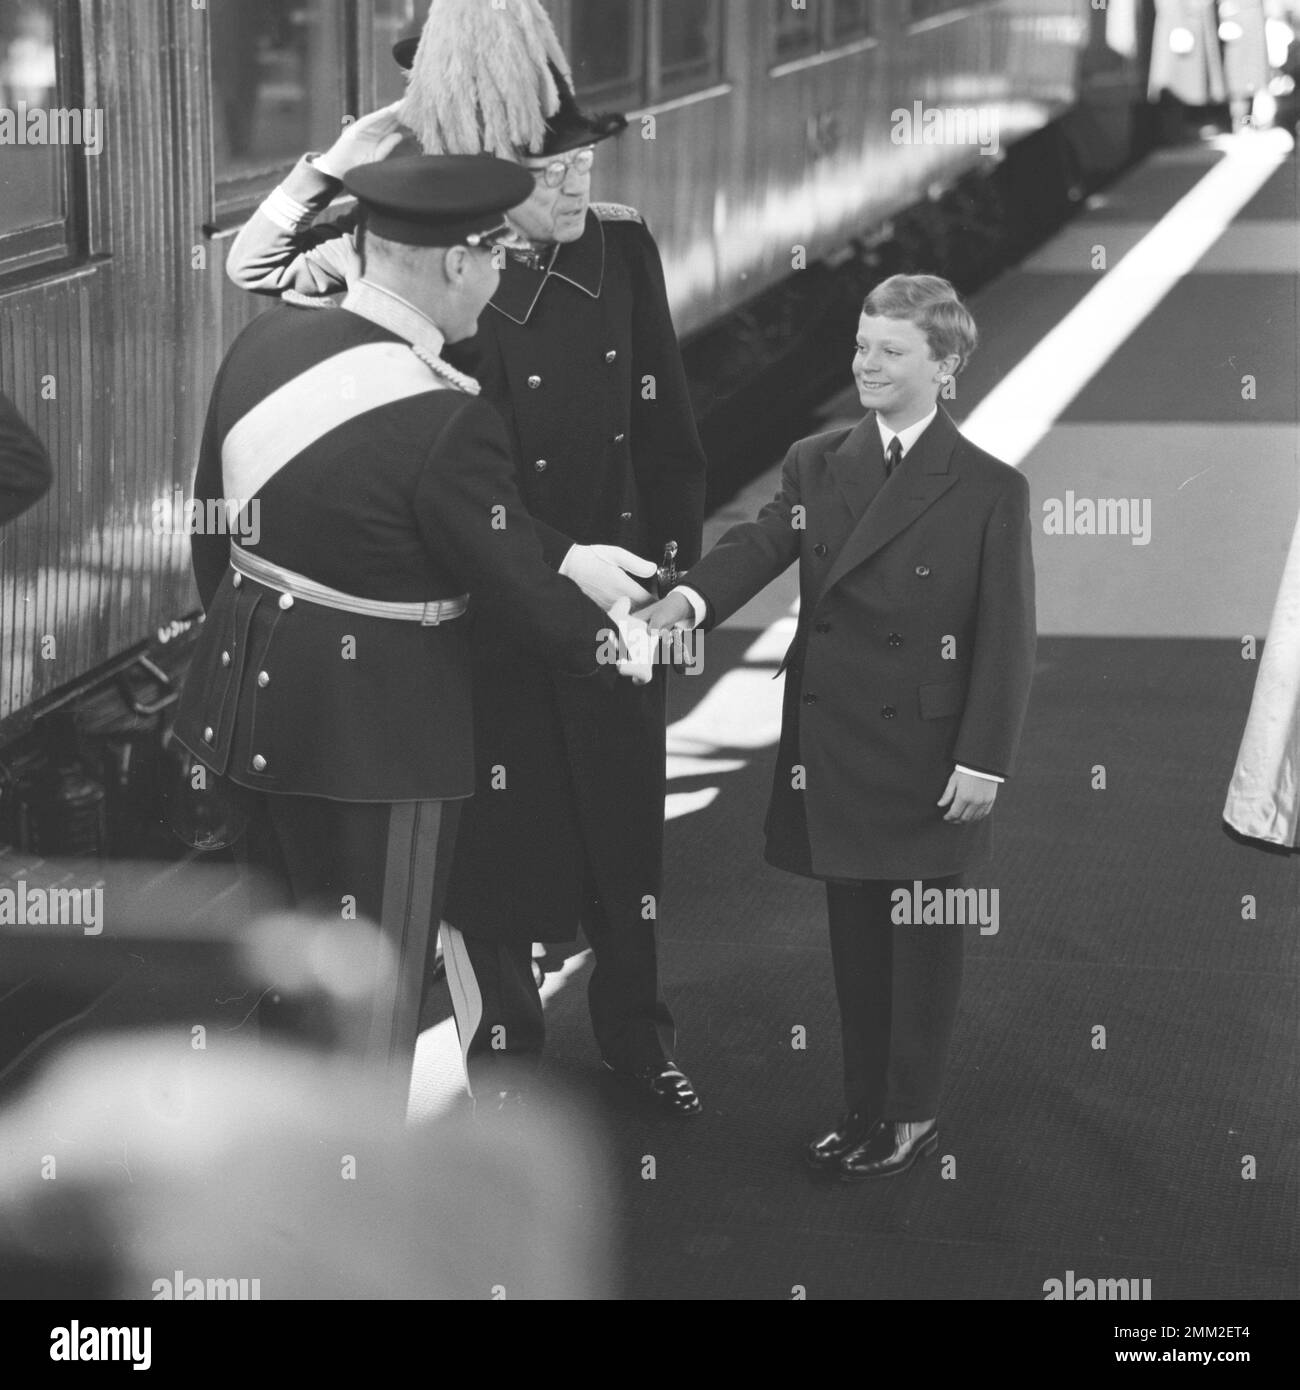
[961,128,1294,467]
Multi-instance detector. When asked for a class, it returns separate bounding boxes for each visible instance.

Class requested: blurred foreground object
[0,1033,611,1299]
[1149,0,1229,105]
[1224,509,1300,847]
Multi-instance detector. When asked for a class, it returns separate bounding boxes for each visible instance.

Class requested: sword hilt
[656,540,680,592]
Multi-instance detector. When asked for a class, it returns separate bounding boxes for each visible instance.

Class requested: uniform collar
[876,404,938,458]
[341,278,447,359]
[489,212,606,325]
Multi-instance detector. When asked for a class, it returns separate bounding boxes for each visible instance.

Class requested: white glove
[559,543,657,611]
[608,598,654,685]
[313,103,407,180]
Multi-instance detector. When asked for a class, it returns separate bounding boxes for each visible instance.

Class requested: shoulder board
[591,202,644,225]
[282,290,341,309]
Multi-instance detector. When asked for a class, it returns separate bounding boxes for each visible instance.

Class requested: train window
[830,0,874,43]
[909,0,978,22]
[0,0,76,273]
[772,0,875,67]
[656,0,722,100]
[772,0,820,62]
[210,0,350,210]
[568,0,644,109]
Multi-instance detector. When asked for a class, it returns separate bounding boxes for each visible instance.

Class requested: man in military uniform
[173,154,646,1105]
[224,0,707,1114]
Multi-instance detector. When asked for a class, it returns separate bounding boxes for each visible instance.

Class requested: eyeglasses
[527,146,596,189]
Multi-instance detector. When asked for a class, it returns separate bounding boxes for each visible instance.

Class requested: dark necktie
[886,436,903,478]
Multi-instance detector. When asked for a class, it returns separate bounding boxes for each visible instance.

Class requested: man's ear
[442,245,469,286]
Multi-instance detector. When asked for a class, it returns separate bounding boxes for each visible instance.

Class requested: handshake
[560,543,698,685]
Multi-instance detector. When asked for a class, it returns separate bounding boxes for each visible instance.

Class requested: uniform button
[278,593,294,609]
[231,572,242,588]
[814,620,831,634]
[802,692,818,705]
[527,374,542,389]
[915,565,931,577]
[203,725,214,742]
[613,432,625,443]
[534,459,548,473]
[882,705,897,719]
[605,349,617,363]
[252,754,267,772]
[220,650,231,667]
[257,670,270,688]
[888,632,903,647]
[813,543,828,557]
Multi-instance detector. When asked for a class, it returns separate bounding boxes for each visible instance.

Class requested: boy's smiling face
[853,313,958,430]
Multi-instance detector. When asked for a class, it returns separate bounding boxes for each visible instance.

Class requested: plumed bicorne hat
[392,0,627,160]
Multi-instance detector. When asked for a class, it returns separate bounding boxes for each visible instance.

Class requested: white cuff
[674,585,707,629]
[307,149,346,183]
[956,764,1004,784]
[262,184,316,232]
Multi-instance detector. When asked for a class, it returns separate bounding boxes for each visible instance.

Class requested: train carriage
[0,0,1127,851]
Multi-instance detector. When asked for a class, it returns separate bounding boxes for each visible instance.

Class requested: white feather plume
[398,0,573,158]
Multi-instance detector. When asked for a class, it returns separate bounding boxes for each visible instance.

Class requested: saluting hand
[315,103,408,179]
[939,769,998,824]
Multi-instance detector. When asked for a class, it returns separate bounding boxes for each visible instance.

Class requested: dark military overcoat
[226,163,708,940]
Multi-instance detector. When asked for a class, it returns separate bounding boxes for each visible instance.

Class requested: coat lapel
[823,412,885,518]
[818,407,962,599]
[489,214,606,326]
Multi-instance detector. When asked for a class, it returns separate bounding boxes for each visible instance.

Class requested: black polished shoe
[837,1119,939,1180]
[805,1108,873,1172]
[603,1060,703,1116]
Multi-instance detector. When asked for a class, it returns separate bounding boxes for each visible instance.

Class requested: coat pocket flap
[918,681,963,720]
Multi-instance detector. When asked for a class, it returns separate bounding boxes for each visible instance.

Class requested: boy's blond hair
[862,274,978,372]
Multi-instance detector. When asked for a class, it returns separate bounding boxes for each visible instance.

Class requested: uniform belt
[229,546,468,626]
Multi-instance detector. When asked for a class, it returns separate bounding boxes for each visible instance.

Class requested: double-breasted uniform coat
[227,158,706,950]
[685,406,1036,881]
[226,157,707,1078]
[682,404,1034,1120]
[171,289,614,1089]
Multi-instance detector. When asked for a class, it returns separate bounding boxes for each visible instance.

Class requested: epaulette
[283,290,341,309]
[591,202,644,225]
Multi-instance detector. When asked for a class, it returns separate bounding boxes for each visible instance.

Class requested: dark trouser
[264,794,460,1100]
[441,861,675,1096]
[824,876,965,1121]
